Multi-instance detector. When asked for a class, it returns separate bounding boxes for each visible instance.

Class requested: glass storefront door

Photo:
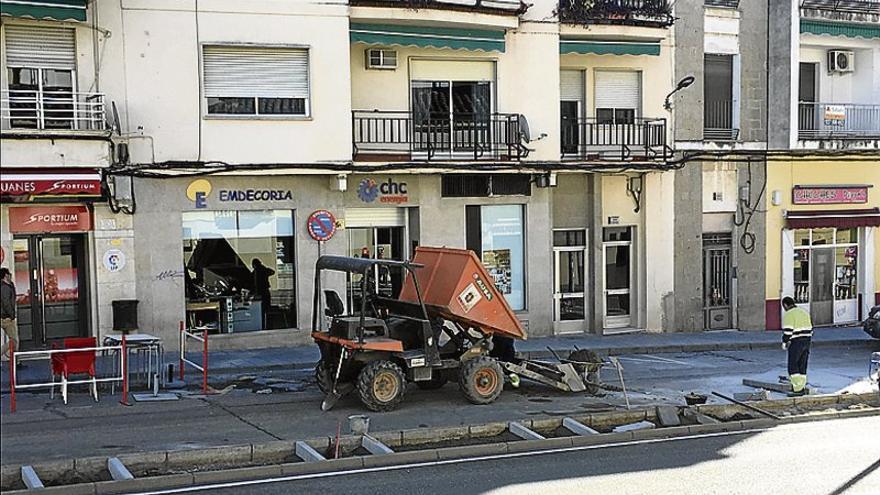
[12,234,88,349]
[810,247,834,326]
[603,227,633,331]
[789,227,860,326]
[347,226,404,312]
[553,229,587,334]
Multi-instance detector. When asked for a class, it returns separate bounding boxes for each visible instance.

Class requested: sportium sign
[8,205,93,233]
[792,186,869,205]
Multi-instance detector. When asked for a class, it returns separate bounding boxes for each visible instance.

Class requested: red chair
[50,337,98,404]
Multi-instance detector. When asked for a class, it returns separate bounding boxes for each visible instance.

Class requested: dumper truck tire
[357,360,406,412]
[315,360,333,394]
[459,356,504,405]
[416,372,448,390]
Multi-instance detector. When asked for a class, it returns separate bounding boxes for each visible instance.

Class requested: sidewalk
[3,326,874,389]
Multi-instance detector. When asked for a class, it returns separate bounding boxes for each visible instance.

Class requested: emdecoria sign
[187,179,292,208]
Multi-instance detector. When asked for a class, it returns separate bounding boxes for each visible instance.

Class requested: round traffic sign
[307,210,337,242]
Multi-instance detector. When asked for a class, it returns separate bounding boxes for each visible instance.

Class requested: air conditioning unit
[365,48,397,70]
[827,50,854,73]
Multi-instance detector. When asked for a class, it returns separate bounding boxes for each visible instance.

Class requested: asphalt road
[2,344,878,466]
[152,416,880,495]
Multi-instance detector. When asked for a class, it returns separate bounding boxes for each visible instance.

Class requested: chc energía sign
[187,179,292,209]
[357,177,408,204]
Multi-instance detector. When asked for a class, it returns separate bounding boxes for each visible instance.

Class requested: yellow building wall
[765,159,880,302]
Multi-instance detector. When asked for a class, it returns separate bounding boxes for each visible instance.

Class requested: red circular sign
[307,210,337,242]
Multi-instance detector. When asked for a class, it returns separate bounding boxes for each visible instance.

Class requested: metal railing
[350,0,525,13]
[798,102,880,140]
[704,100,739,141]
[557,0,674,27]
[1,89,107,132]
[800,0,880,14]
[705,0,739,7]
[352,110,527,161]
[561,117,669,160]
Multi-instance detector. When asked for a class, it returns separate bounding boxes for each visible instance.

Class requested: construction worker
[781,296,813,396]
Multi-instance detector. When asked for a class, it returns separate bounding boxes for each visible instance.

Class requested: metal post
[120,333,130,406]
[9,340,16,413]
[179,321,184,381]
[202,329,208,396]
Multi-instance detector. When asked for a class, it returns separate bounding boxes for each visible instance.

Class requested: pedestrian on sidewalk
[1,267,19,360]
[781,296,812,396]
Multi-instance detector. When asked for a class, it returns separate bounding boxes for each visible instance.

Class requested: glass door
[12,234,87,349]
[603,227,633,331]
[553,229,587,334]
[560,101,580,156]
[347,227,405,312]
[412,80,491,158]
[810,247,834,326]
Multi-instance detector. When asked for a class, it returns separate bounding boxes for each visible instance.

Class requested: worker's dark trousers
[787,337,811,382]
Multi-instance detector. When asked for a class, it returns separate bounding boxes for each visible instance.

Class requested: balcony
[798,102,880,140]
[352,110,528,162]
[557,0,674,28]
[1,90,108,134]
[560,117,669,161]
[799,0,880,15]
[703,100,739,141]
[349,0,526,15]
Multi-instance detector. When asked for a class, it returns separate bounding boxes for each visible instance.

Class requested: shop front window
[790,227,859,324]
[182,210,296,333]
[466,205,526,310]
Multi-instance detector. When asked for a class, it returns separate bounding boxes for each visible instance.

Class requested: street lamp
[663,75,696,111]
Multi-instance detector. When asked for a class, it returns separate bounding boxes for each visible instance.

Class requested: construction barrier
[8,340,127,413]
[179,321,209,395]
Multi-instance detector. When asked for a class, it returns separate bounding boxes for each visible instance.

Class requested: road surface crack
[205,399,284,441]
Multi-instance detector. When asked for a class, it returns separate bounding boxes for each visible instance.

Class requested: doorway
[411,80,491,157]
[346,226,405,312]
[553,229,587,334]
[703,233,733,330]
[11,234,88,349]
[603,227,633,330]
[798,62,818,134]
[560,101,580,156]
[810,246,834,326]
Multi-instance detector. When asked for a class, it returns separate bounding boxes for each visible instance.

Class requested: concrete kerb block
[612,420,655,433]
[303,436,333,452]
[401,425,469,446]
[362,449,439,468]
[506,437,573,453]
[468,421,508,439]
[530,417,564,434]
[192,465,282,485]
[94,473,195,495]
[116,451,167,476]
[21,465,44,489]
[656,406,681,427]
[295,441,326,463]
[509,422,545,441]
[281,456,364,476]
[569,431,634,447]
[562,417,599,436]
[4,483,96,495]
[166,444,252,471]
[370,430,403,448]
[107,458,134,481]
[436,442,508,460]
[361,435,394,455]
[252,440,297,464]
[630,425,691,441]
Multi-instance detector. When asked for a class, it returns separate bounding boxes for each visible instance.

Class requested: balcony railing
[350,0,525,14]
[800,0,880,14]
[560,117,669,161]
[798,102,880,140]
[352,110,527,161]
[557,0,674,27]
[1,90,107,132]
[703,100,739,141]
[705,0,739,7]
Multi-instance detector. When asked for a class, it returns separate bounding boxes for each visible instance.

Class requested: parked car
[864,305,880,340]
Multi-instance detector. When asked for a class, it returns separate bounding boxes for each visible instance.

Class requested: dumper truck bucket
[399,246,527,340]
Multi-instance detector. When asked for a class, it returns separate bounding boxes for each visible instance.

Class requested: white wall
[800,35,880,104]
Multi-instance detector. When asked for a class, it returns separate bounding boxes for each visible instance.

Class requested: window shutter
[594,71,641,111]
[560,70,584,102]
[344,208,406,227]
[202,46,309,98]
[4,25,76,69]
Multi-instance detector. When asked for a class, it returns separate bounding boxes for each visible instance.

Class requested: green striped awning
[560,39,661,56]
[350,23,506,53]
[1,0,87,22]
[800,19,880,39]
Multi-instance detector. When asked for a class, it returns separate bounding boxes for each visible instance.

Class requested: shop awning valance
[560,39,661,56]
[800,19,880,39]
[786,208,880,229]
[0,0,87,22]
[350,23,506,52]
[0,169,102,198]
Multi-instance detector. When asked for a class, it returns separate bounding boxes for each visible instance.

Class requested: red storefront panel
[8,205,93,233]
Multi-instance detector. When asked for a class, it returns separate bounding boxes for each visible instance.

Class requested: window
[594,71,640,124]
[366,49,397,69]
[182,210,296,332]
[704,54,736,139]
[442,174,531,197]
[466,205,526,310]
[202,46,310,117]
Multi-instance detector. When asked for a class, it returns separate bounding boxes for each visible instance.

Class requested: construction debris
[613,420,655,433]
[656,406,681,427]
[733,390,771,402]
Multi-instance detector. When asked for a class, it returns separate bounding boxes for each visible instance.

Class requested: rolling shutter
[344,208,406,227]
[594,71,641,111]
[560,70,584,102]
[4,25,76,69]
[202,45,309,98]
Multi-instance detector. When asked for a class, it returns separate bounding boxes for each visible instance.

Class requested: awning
[560,39,661,56]
[786,208,880,229]
[0,170,102,198]
[800,19,880,39]
[350,23,506,52]
[0,0,87,22]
